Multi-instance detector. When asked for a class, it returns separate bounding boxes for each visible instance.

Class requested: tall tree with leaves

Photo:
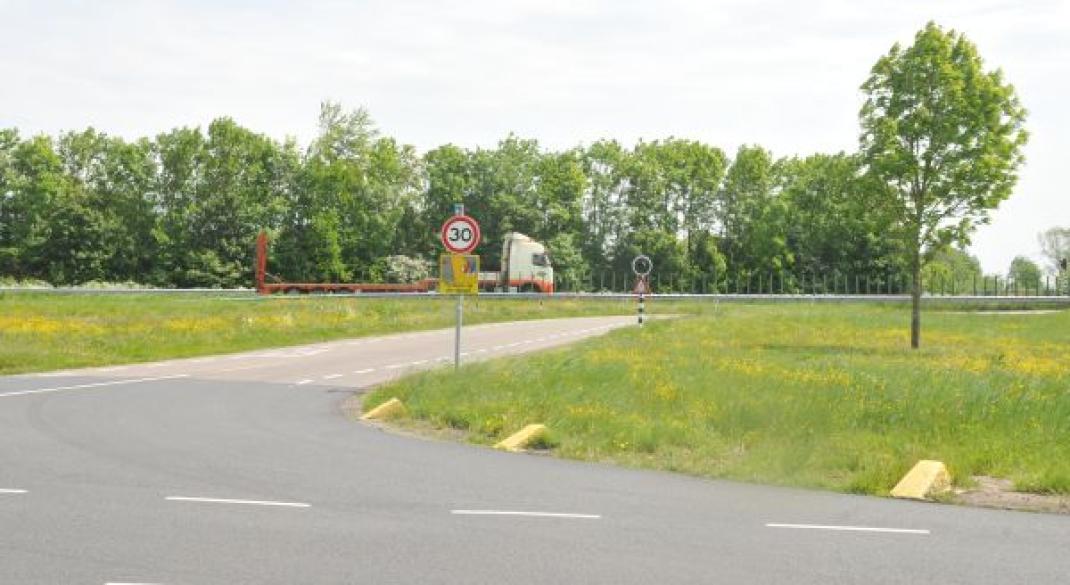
[579,140,630,273]
[1007,255,1042,291]
[1037,227,1069,273]
[859,22,1028,348]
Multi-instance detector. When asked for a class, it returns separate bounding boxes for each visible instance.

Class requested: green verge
[366,304,1070,495]
[0,293,670,375]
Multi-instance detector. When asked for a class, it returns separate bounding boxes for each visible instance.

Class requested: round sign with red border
[440,215,481,254]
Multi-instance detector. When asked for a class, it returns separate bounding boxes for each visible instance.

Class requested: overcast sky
[2,0,1067,272]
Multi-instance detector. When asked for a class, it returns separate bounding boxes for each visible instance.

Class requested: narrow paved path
[0,316,1066,584]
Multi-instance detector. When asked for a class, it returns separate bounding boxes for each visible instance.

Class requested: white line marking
[385,364,408,370]
[765,523,930,535]
[295,379,313,385]
[451,509,601,519]
[323,374,342,380]
[0,488,28,494]
[353,368,375,374]
[410,360,428,366]
[475,349,488,354]
[0,374,190,399]
[165,496,310,508]
[214,364,269,374]
[105,582,163,585]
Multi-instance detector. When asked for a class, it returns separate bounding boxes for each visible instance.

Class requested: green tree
[579,140,630,274]
[1037,227,1069,273]
[921,246,982,294]
[718,145,791,280]
[1007,255,1042,292]
[780,153,904,292]
[418,144,472,257]
[54,129,159,283]
[0,129,25,277]
[0,134,68,281]
[859,22,1028,348]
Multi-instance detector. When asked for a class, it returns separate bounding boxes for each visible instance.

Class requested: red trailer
[255,232,554,294]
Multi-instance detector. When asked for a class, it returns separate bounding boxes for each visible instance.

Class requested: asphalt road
[1,315,1066,584]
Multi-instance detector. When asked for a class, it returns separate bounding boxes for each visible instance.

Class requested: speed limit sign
[441,214,481,254]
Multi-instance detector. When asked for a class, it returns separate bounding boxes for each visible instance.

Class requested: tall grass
[0,293,652,374]
[367,304,1070,495]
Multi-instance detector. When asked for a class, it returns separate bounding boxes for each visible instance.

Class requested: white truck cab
[479,232,554,293]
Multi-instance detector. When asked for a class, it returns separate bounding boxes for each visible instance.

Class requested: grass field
[0,293,652,375]
[366,304,1070,496]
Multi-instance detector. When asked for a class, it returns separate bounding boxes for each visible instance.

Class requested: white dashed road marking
[353,368,375,374]
[165,496,310,508]
[451,509,601,520]
[765,523,930,535]
[0,374,190,399]
[0,488,28,494]
[323,374,342,380]
[295,379,313,386]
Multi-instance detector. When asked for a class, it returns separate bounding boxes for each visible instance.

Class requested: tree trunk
[911,250,922,349]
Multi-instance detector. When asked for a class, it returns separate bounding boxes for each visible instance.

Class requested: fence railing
[552,271,1070,297]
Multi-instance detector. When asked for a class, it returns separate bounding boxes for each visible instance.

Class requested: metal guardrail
[0,287,257,296]
[2,287,1068,306]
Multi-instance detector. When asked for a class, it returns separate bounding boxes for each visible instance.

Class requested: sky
[2,0,1067,272]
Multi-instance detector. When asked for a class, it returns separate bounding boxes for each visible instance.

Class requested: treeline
[1,102,976,290]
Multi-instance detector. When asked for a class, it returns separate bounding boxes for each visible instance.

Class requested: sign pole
[454,203,464,369]
[454,293,463,369]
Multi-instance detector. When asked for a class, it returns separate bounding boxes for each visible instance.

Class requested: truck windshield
[532,253,550,267]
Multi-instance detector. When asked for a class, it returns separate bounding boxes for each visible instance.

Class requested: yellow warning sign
[439,254,480,295]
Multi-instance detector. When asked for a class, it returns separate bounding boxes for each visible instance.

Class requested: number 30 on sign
[441,215,481,254]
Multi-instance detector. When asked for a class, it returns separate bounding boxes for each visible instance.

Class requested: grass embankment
[0,293,658,375]
[366,304,1070,495]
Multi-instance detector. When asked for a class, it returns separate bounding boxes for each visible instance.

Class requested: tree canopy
[0,24,1032,309]
[859,22,1028,347]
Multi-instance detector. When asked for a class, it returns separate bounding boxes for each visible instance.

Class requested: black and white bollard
[631,255,653,329]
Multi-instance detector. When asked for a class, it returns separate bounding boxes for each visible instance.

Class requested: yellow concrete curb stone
[361,397,406,421]
[494,424,548,452]
[891,460,951,500]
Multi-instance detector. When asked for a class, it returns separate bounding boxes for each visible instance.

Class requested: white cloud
[1,0,1067,272]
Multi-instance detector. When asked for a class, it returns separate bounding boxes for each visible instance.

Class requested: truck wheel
[520,283,537,293]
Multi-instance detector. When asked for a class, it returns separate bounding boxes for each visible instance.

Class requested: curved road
[1,316,1066,584]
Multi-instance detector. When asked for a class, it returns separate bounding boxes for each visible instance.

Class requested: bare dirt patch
[953,476,1070,514]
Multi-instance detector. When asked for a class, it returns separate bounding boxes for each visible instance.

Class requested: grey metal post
[454,294,463,369]
[452,202,465,369]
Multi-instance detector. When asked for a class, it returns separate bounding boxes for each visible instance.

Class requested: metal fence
[552,270,1070,297]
